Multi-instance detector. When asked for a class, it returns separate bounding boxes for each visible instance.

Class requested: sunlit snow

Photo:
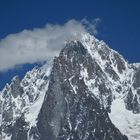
[109,99,140,140]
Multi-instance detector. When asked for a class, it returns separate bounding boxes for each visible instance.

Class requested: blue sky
[0,0,140,90]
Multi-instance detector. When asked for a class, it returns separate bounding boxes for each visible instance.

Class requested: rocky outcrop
[0,33,140,140]
[37,41,128,140]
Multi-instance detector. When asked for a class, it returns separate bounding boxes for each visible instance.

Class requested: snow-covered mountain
[0,33,140,140]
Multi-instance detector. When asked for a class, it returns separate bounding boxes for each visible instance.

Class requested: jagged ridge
[0,33,140,140]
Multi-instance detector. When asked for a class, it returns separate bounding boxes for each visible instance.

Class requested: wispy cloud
[82,18,101,35]
[0,18,101,71]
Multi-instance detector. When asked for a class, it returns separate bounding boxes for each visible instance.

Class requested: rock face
[0,33,140,140]
[37,41,127,140]
[126,67,140,113]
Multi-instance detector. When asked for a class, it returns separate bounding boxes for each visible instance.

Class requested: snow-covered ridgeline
[0,32,140,140]
[0,61,52,140]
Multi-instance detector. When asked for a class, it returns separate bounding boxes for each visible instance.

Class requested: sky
[0,0,140,90]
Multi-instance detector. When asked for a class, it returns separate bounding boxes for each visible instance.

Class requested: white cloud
[0,18,101,71]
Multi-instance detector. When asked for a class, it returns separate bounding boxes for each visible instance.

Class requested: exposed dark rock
[37,41,127,140]
[11,116,28,140]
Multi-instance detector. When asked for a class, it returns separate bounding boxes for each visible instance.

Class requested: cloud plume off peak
[0,18,101,71]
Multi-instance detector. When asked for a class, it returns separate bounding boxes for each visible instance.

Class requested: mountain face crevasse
[0,33,140,140]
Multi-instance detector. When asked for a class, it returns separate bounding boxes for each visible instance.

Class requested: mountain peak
[11,75,20,85]
[1,33,140,140]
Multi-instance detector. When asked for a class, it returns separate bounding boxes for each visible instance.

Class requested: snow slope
[109,99,140,140]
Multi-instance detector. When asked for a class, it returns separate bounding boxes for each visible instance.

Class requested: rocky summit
[0,33,140,140]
